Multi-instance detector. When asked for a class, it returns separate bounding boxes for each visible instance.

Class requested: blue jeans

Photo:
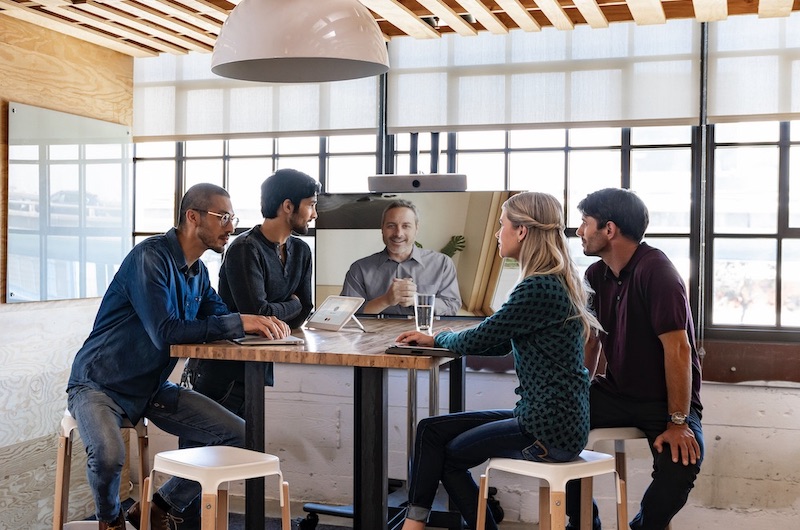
[406,410,580,530]
[565,385,704,530]
[67,384,245,522]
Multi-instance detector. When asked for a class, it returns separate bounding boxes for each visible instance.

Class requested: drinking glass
[414,293,435,334]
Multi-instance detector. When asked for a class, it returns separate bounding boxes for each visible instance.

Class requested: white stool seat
[476,450,626,530]
[141,446,290,530]
[153,446,282,492]
[54,409,149,530]
[588,427,646,449]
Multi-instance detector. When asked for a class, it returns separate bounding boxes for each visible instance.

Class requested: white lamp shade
[211,0,390,83]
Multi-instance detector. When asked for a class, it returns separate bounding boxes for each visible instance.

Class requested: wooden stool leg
[137,431,150,502]
[140,477,152,530]
[580,476,593,530]
[138,428,150,499]
[201,492,216,530]
[539,485,551,530]
[550,491,566,530]
[53,434,72,530]
[216,487,228,530]
[280,481,292,530]
[476,474,488,530]
[617,477,629,530]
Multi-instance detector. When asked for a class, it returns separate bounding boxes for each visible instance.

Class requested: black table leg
[244,361,266,530]
[449,356,465,414]
[353,366,388,530]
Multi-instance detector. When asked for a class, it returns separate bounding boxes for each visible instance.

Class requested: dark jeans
[565,385,704,530]
[406,410,580,530]
[183,359,247,417]
[68,385,244,521]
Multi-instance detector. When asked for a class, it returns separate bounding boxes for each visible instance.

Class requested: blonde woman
[395,192,600,530]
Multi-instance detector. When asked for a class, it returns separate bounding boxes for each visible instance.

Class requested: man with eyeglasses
[186,168,321,417]
[67,183,289,530]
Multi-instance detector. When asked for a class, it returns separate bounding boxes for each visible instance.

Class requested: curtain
[387,19,701,133]
[132,51,381,140]
[708,12,800,123]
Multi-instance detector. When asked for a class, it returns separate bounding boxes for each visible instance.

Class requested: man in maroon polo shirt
[566,187,704,530]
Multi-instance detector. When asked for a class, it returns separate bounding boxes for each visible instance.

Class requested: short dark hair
[261,169,321,219]
[178,183,230,228]
[577,188,649,242]
[381,199,419,226]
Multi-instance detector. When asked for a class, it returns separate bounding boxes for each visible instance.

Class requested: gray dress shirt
[340,246,461,315]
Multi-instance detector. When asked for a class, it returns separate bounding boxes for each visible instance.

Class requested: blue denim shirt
[68,228,243,423]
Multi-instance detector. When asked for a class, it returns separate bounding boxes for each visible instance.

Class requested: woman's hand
[394,330,435,347]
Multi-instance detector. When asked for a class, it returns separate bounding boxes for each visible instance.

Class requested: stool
[53,409,149,530]
[476,450,626,530]
[140,446,290,530]
[584,427,671,530]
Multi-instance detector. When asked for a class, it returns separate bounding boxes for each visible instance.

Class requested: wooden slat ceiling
[1,0,799,58]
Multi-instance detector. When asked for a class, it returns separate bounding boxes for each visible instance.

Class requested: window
[707,121,800,333]
[132,122,800,341]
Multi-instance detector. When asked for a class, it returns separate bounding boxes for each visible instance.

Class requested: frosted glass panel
[7,102,133,302]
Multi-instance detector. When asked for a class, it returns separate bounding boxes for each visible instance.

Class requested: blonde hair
[503,192,601,340]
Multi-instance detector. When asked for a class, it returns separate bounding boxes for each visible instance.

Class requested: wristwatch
[669,411,688,425]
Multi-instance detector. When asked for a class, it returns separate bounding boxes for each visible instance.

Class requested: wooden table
[171,316,482,530]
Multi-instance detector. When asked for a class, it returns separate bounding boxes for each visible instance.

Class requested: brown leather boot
[126,499,186,530]
[98,508,126,530]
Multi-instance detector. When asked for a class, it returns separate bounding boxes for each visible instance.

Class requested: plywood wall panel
[0,15,133,529]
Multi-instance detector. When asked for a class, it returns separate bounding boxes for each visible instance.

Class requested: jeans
[67,384,245,522]
[186,362,245,417]
[406,410,580,530]
[565,385,704,530]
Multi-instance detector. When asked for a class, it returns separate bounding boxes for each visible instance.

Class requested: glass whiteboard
[7,102,133,302]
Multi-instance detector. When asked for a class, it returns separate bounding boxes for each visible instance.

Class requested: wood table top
[170,316,483,370]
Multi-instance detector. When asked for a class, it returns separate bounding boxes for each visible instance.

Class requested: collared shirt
[340,246,462,315]
[433,275,590,453]
[585,242,703,410]
[67,228,242,423]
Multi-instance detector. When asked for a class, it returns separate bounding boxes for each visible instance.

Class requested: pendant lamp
[211,0,390,83]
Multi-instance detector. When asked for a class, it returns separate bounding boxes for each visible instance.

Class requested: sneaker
[126,500,190,530]
[98,509,126,530]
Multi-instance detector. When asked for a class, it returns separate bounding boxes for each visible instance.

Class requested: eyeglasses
[194,209,239,229]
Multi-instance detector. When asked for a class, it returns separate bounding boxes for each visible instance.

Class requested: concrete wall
[144,365,800,528]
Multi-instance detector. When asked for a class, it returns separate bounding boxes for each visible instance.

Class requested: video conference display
[314,191,511,315]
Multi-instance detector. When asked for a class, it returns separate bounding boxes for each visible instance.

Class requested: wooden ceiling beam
[0,0,158,56]
[132,0,222,33]
[495,0,542,31]
[627,0,667,24]
[573,0,610,27]
[73,1,212,51]
[55,4,191,53]
[167,0,227,23]
[758,0,794,18]
[107,0,217,45]
[532,0,575,29]
[415,0,479,36]
[360,0,441,39]
[692,0,728,20]
[454,0,510,34]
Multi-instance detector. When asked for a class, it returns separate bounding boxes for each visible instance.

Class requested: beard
[198,225,226,253]
[290,213,309,235]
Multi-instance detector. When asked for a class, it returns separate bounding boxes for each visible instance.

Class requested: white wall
[145,365,800,528]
